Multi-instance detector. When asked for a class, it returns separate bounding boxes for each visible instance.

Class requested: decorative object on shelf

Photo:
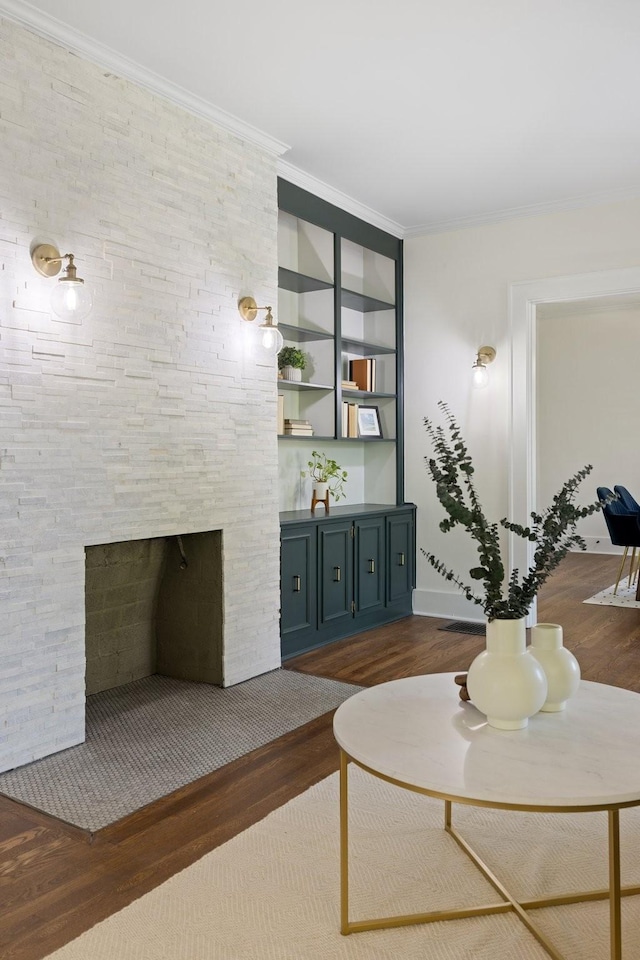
[277,345,306,381]
[471,346,496,389]
[422,402,602,729]
[527,623,581,712]
[342,402,359,438]
[349,357,376,391]
[31,241,93,321]
[283,418,313,436]
[238,296,284,355]
[357,405,382,438]
[302,450,348,513]
[311,481,330,514]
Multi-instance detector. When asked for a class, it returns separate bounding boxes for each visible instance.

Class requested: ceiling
[4,0,640,235]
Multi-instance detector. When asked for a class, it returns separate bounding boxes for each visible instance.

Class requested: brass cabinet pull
[293,575,301,593]
[333,566,341,582]
[368,559,375,574]
[398,553,406,566]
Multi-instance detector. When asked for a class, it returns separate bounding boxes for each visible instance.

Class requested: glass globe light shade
[471,360,489,389]
[258,318,284,355]
[51,278,93,321]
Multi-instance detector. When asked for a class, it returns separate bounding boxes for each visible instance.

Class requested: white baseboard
[412,588,484,623]
[576,539,622,555]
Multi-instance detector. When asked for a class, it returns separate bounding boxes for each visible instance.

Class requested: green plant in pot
[278,346,307,382]
[423,402,602,729]
[302,450,348,502]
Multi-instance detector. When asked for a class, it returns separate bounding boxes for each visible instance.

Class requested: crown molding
[277,160,404,239]
[404,183,640,239]
[0,0,289,157]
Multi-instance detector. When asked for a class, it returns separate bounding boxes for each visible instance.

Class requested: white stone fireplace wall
[0,19,282,773]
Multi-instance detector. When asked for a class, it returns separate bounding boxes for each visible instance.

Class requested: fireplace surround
[0,17,283,774]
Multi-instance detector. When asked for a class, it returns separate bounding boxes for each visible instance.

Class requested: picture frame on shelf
[357,405,382,438]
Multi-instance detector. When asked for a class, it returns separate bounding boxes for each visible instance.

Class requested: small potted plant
[278,346,307,382]
[302,450,348,503]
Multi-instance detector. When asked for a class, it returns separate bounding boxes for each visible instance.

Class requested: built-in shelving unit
[277,180,404,511]
[276,182,414,658]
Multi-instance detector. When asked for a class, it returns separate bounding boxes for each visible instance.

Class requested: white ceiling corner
[3,0,640,236]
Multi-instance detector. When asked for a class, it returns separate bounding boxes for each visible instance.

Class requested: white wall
[0,19,281,772]
[537,300,640,552]
[405,198,640,619]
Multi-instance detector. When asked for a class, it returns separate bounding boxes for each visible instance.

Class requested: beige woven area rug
[46,766,640,960]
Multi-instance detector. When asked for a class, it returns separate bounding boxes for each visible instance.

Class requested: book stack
[342,402,359,438]
[284,418,313,436]
[341,379,359,391]
[349,358,376,392]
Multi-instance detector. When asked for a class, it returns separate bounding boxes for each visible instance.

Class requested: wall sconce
[238,296,284,355]
[472,346,496,389]
[31,242,93,321]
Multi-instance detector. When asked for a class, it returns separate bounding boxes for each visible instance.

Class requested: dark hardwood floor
[2,552,639,959]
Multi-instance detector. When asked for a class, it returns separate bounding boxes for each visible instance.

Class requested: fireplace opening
[84,531,223,695]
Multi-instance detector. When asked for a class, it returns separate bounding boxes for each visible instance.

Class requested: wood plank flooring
[2,552,639,959]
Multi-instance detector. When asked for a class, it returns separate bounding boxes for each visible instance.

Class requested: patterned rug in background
[0,669,363,832]
[584,581,640,609]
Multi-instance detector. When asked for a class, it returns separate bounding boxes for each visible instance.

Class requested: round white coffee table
[333,673,640,960]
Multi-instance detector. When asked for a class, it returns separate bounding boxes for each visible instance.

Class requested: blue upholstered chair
[613,485,640,514]
[597,486,640,595]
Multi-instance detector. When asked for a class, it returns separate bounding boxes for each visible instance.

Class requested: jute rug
[583,581,640,609]
[45,765,640,959]
[0,670,362,832]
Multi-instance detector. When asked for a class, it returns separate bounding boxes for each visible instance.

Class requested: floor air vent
[439,621,485,636]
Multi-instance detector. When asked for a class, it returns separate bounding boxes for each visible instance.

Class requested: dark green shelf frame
[341,288,394,313]
[278,323,333,344]
[277,178,405,504]
[278,267,333,294]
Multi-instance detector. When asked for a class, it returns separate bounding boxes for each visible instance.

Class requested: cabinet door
[319,521,353,626]
[280,525,316,657]
[355,516,385,614]
[387,512,414,604]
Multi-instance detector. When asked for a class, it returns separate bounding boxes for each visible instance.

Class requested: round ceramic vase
[527,623,580,712]
[466,618,548,730]
[313,481,328,500]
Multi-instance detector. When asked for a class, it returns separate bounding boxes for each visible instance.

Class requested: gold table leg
[609,809,621,960]
[339,749,349,935]
[339,758,634,959]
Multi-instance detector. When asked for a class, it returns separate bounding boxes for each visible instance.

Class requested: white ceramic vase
[281,365,302,381]
[527,623,580,712]
[313,481,328,500]
[466,618,548,730]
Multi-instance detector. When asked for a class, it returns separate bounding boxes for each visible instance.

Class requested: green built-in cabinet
[277,181,414,656]
[280,504,416,659]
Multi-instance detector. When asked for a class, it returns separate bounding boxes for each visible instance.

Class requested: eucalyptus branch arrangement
[422,402,602,620]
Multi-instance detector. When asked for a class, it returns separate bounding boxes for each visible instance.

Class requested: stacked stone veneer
[0,19,282,772]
